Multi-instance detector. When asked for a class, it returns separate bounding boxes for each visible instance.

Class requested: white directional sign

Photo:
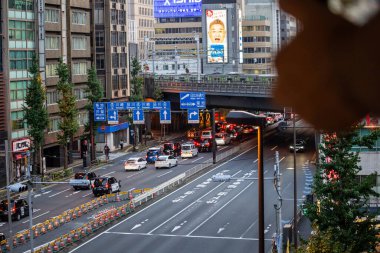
[107,109,119,125]
[133,109,144,124]
[187,109,199,124]
[160,109,171,124]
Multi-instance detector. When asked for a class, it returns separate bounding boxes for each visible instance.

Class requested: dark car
[199,138,215,152]
[163,142,181,157]
[146,148,162,163]
[69,171,97,190]
[92,177,121,197]
[289,139,306,152]
[0,199,30,221]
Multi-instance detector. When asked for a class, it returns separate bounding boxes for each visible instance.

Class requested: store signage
[13,139,31,152]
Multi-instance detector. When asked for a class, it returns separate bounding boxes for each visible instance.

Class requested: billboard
[206,9,228,64]
[154,0,202,18]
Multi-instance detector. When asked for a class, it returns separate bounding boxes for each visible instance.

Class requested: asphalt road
[69,122,315,253]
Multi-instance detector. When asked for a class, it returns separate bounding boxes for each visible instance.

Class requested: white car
[155,155,178,169]
[124,157,147,171]
[181,143,198,158]
[215,132,232,145]
[201,130,212,139]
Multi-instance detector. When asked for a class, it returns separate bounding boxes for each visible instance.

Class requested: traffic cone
[67,235,72,245]
[66,214,71,222]
[34,228,39,238]
[40,225,47,234]
[78,209,82,217]
[13,238,17,247]
[116,193,121,202]
[121,206,127,215]
[60,216,65,225]
[53,243,59,252]
[60,239,66,249]
[19,234,25,244]
[46,245,53,253]
[48,221,54,231]
[128,191,133,200]
[72,211,77,220]
[73,233,79,242]
[104,196,109,204]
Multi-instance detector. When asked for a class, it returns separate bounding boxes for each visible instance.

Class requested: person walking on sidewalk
[104,144,110,161]
[120,139,124,150]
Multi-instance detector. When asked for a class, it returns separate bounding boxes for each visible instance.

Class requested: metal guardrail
[156,81,274,97]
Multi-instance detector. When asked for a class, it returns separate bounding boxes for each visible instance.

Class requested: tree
[84,66,103,161]
[300,128,380,253]
[130,57,144,102]
[56,59,79,169]
[23,55,49,175]
[153,84,163,101]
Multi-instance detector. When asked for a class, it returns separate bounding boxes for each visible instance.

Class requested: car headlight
[300,146,304,149]
[290,146,294,149]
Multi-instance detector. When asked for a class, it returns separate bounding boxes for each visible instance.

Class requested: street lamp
[226,111,266,253]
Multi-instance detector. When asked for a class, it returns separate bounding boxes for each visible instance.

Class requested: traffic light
[7,183,28,193]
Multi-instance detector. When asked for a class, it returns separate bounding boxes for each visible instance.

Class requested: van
[146,147,162,163]
[201,130,212,139]
[181,143,198,158]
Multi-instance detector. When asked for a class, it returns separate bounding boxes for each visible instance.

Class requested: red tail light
[91,183,94,189]
[106,183,109,189]
[12,207,16,214]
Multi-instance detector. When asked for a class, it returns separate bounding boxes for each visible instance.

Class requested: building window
[9,21,34,41]
[95,9,104,24]
[78,111,89,126]
[118,32,126,46]
[45,8,59,23]
[46,36,60,50]
[11,111,26,131]
[46,63,59,77]
[48,117,61,133]
[96,54,105,70]
[9,0,33,11]
[112,75,119,90]
[72,37,87,50]
[74,88,87,100]
[10,80,28,101]
[111,9,118,25]
[95,32,104,47]
[72,11,87,25]
[120,74,127,89]
[46,90,59,104]
[72,62,88,75]
[111,32,118,46]
[120,53,127,68]
[112,53,119,68]
[9,50,34,70]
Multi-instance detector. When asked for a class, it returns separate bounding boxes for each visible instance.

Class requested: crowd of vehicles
[0,199,30,222]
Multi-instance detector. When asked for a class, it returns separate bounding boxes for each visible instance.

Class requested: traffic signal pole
[28,182,34,253]
[212,109,216,164]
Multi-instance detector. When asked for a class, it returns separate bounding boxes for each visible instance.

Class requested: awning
[97,122,129,134]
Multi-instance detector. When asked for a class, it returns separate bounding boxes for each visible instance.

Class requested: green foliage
[84,66,103,137]
[56,58,79,146]
[303,128,380,253]
[130,57,144,102]
[153,84,163,101]
[23,55,49,148]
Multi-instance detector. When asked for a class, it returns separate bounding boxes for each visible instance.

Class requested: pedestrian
[120,139,124,150]
[104,144,110,160]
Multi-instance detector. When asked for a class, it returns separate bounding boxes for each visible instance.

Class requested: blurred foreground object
[274,0,380,131]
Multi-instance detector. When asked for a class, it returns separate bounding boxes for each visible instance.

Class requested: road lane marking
[33,194,41,198]
[104,231,273,241]
[157,171,172,178]
[68,146,258,253]
[102,171,115,177]
[82,192,93,198]
[191,157,203,163]
[128,188,135,192]
[253,159,258,163]
[42,190,52,195]
[49,188,71,198]
[279,157,285,163]
[187,181,255,236]
[73,191,81,195]
[240,219,257,238]
[270,146,277,150]
[126,171,144,179]
[22,211,50,224]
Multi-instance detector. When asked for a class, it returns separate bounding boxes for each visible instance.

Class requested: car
[242,125,255,135]
[146,147,163,163]
[163,142,181,157]
[199,138,215,152]
[289,139,307,152]
[92,177,121,197]
[231,126,243,141]
[215,132,232,145]
[69,171,97,190]
[201,130,213,140]
[0,199,30,221]
[181,143,198,158]
[124,157,147,171]
[155,155,178,169]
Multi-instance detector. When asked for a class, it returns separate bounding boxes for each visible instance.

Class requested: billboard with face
[154,0,202,18]
[206,9,227,64]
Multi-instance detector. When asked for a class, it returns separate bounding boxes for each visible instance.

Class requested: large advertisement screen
[154,0,202,18]
[206,9,227,64]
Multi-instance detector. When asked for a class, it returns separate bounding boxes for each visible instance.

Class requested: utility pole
[258,126,264,253]
[292,108,298,250]
[194,34,200,82]
[5,141,13,253]
[274,151,283,253]
[211,109,216,164]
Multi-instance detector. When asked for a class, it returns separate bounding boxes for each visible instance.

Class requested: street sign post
[187,109,199,124]
[107,109,119,124]
[94,102,106,121]
[160,109,171,124]
[180,92,206,109]
[133,109,145,124]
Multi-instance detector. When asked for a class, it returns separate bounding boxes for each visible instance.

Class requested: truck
[69,171,97,190]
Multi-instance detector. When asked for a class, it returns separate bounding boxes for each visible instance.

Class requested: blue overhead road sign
[187,109,199,124]
[107,109,119,124]
[160,109,171,124]
[180,92,206,109]
[133,109,144,124]
[94,102,106,121]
